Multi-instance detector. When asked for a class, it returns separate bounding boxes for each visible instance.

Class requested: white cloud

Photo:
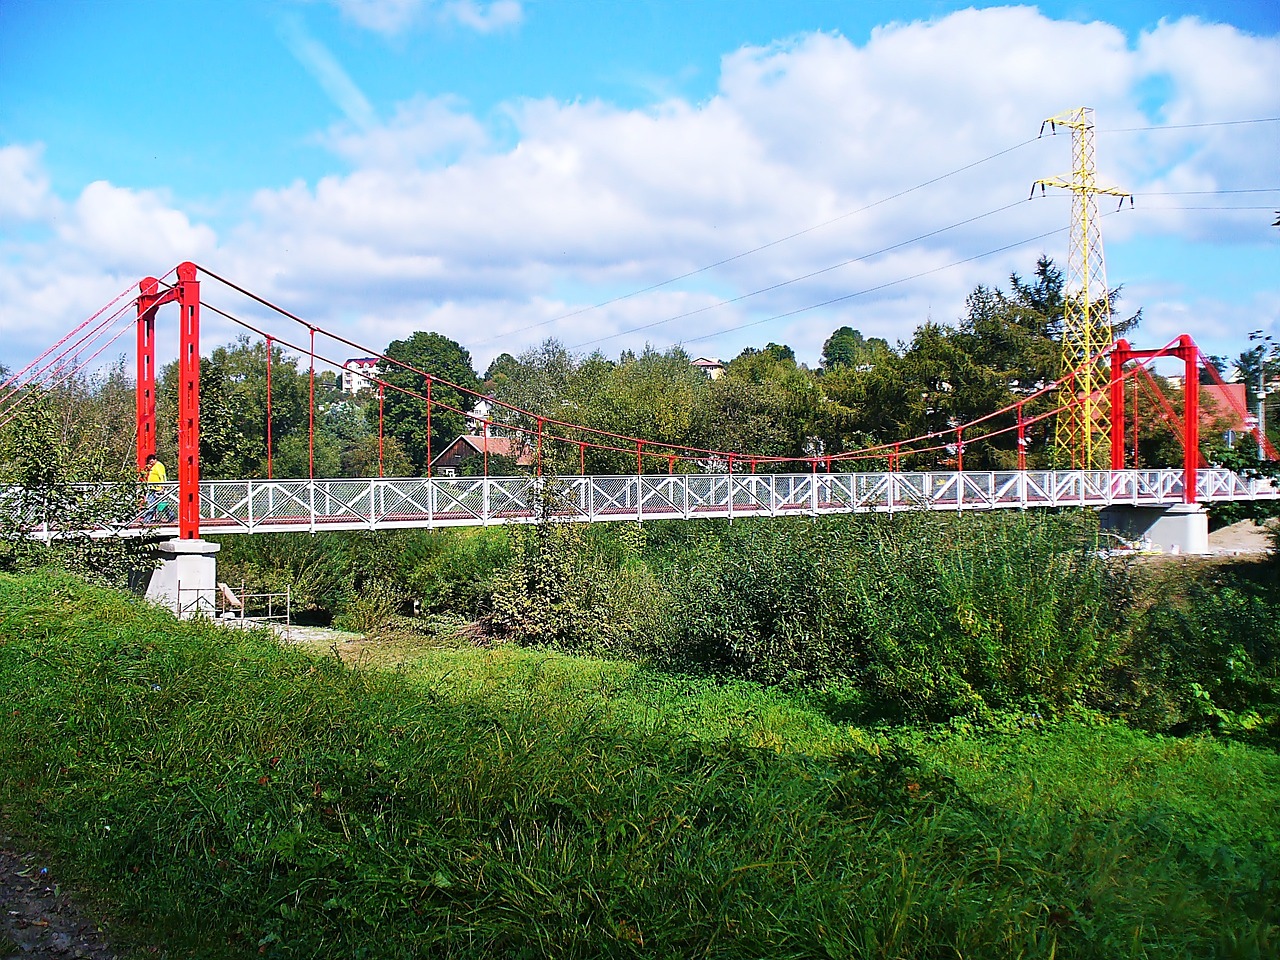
[323,95,489,169]
[278,13,378,130]
[0,144,58,222]
[443,0,522,33]
[329,0,424,34]
[4,8,1278,380]
[60,181,218,272]
[0,161,219,368]
[327,0,522,35]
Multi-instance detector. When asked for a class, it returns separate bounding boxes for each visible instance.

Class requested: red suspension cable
[265,335,274,479]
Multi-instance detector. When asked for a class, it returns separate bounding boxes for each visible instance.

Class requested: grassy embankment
[2,568,1278,958]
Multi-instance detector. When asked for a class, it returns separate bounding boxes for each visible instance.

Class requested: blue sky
[1,0,1277,376]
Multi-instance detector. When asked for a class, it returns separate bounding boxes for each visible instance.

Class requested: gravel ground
[0,847,118,960]
[1207,518,1277,555]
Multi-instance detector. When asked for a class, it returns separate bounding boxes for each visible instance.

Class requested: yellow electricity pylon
[1032,107,1131,469]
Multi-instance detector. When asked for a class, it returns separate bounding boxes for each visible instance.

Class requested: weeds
[2,570,1279,958]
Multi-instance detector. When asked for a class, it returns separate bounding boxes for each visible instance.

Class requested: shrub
[1112,559,1280,738]
[662,511,1125,720]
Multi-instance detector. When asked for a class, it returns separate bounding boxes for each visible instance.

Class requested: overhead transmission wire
[1101,116,1280,133]
[468,116,1278,353]
[570,196,1036,350]
[463,135,1041,350]
[669,217,1077,349]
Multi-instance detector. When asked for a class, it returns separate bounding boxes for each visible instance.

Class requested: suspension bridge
[3,259,1277,612]
[3,259,1275,539]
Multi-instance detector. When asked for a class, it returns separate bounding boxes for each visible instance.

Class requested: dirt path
[0,846,118,959]
[1207,519,1277,555]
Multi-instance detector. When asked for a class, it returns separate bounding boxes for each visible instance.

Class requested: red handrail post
[579,442,586,476]
[1132,378,1139,468]
[536,418,544,477]
[1016,403,1026,471]
[425,377,433,478]
[377,382,384,477]
[175,262,201,539]
[265,335,274,479]
[307,327,316,479]
[956,428,964,472]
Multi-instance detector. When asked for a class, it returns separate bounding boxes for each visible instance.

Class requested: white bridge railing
[22,467,1269,538]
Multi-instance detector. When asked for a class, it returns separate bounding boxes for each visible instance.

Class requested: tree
[820,327,889,372]
[378,332,480,473]
[701,344,822,466]
[483,352,519,393]
[578,345,711,473]
[157,336,312,479]
[0,383,152,586]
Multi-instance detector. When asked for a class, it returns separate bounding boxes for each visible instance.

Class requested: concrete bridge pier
[1099,504,1209,555]
[146,539,221,618]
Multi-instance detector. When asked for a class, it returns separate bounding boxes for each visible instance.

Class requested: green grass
[2,571,1278,958]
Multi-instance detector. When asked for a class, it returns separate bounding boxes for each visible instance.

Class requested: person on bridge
[144,453,172,522]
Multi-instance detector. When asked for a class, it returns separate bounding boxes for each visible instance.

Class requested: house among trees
[430,435,534,477]
[691,357,724,379]
[342,357,380,394]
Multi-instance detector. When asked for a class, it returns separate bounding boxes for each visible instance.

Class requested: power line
[570,198,1034,351]
[1133,204,1279,211]
[1102,116,1280,133]
[671,222,1072,349]
[1134,187,1280,196]
[466,117,1277,354]
[463,136,1041,350]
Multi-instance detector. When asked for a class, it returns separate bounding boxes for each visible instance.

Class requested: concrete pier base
[1099,503,1210,556]
[146,539,221,617]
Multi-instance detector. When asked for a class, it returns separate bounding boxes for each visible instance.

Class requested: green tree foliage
[379,332,480,473]
[817,256,1143,469]
[157,336,315,479]
[0,382,151,585]
[821,326,890,371]
[482,352,519,392]
[491,341,712,473]
[701,344,822,467]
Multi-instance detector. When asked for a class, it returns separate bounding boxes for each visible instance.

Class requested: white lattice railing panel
[8,468,1277,537]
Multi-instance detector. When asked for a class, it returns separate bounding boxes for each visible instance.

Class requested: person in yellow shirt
[144,453,171,522]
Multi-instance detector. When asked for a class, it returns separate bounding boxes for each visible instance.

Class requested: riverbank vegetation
[214,509,1280,738]
[2,561,1279,958]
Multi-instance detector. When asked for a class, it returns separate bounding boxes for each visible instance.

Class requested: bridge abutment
[1099,503,1209,555]
[146,538,221,617]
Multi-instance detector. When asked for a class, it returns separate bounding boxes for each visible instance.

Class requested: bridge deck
[16,468,1275,538]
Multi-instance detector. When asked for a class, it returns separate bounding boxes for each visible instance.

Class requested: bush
[484,519,672,657]
[406,527,514,617]
[1111,559,1280,738]
[662,511,1125,720]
